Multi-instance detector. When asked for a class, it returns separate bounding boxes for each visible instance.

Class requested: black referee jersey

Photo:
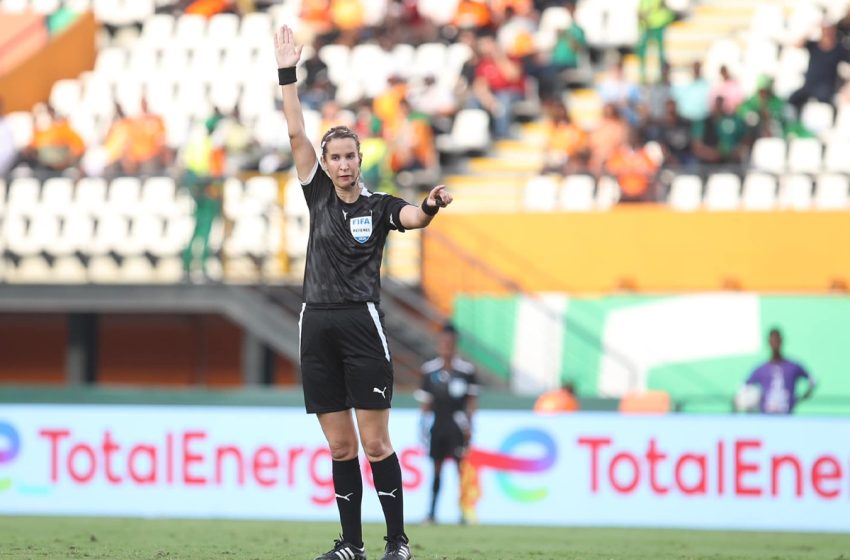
[416,357,480,429]
[300,162,411,303]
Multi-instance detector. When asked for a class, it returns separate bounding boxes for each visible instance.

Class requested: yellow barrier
[423,207,850,311]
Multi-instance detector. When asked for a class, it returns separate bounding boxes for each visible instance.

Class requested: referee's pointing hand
[427,185,453,208]
[274,25,303,68]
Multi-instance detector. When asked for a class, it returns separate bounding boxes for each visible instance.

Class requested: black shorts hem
[306,405,351,415]
[350,403,392,411]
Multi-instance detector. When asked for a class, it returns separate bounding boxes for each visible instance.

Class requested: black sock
[333,458,363,548]
[429,471,441,519]
[371,452,405,539]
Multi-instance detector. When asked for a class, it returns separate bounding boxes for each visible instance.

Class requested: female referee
[275,25,452,560]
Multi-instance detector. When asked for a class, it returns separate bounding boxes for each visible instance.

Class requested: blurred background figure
[737,328,816,415]
[636,0,674,83]
[180,115,225,282]
[20,104,85,177]
[416,323,479,526]
[533,382,580,414]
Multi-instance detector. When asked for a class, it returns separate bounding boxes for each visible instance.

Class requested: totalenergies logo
[0,421,22,492]
[464,428,557,511]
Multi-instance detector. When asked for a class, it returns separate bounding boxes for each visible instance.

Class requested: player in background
[415,323,479,525]
[740,328,816,414]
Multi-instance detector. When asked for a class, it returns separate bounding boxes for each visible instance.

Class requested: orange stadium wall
[0,314,297,386]
[0,11,96,112]
[422,208,850,312]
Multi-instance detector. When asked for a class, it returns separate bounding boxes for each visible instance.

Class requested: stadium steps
[665,0,776,67]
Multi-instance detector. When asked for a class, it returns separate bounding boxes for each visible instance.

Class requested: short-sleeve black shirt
[417,357,480,428]
[301,162,410,304]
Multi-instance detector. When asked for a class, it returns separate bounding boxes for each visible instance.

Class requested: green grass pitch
[1,517,849,559]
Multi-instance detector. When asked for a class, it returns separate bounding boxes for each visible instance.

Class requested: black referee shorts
[299,302,394,414]
[429,423,466,462]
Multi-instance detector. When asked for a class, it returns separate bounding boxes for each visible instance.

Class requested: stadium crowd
[2,0,850,205]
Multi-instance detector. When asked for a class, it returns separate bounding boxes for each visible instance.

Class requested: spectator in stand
[21,104,85,176]
[691,95,749,169]
[492,0,534,20]
[644,98,693,170]
[497,6,536,60]
[605,129,660,203]
[637,0,675,83]
[471,35,525,139]
[301,0,335,41]
[330,0,365,44]
[386,99,438,175]
[598,59,640,125]
[453,0,494,32]
[549,2,588,82]
[386,0,437,44]
[408,74,458,136]
[709,65,745,115]
[541,99,588,175]
[456,29,482,105]
[0,97,16,178]
[102,97,170,177]
[588,103,629,175]
[643,62,672,120]
[672,61,710,123]
[374,74,408,133]
[738,75,790,140]
[789,23,850,117]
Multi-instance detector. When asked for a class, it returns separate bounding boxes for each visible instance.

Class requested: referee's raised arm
[274,25,317,181]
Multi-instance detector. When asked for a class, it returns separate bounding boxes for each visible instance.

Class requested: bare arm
[274,25,317,180]
[399,184,454,230]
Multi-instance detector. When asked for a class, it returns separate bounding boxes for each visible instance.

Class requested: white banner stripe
[366,302,391,362]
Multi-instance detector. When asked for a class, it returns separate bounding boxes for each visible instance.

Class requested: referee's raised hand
[274,25,303,68]
[427,185,453,209]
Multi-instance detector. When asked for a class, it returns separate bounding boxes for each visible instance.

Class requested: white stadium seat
[750,137,786,174]
[560,175,596,211]
[814,174,850,210]
[786,138,822,174]
[778,174,813,210]
[523,175,559,212]
[704,173,741,211]
[741,173,777,211]
[668,175,702,211]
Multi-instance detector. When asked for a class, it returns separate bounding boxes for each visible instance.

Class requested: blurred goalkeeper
[415,322,479,525]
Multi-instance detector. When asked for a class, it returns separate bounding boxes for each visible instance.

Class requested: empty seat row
[750,137,850,175]
[669,172,850,211]
[523,174,620,212]
[0,175,281,219]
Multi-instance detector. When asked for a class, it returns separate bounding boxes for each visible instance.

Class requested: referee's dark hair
[442,321,457,336]
[320,126,361,158]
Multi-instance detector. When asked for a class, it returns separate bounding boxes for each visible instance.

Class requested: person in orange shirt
[453,0,493,30]
[534,382,580,414]
[23,104,85,174]
[605,130,660,203]
[373,74,408,128]
[542,100,588,174]
[588,103,629,175]
[103,98,170,176]
[386,99,437,174]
